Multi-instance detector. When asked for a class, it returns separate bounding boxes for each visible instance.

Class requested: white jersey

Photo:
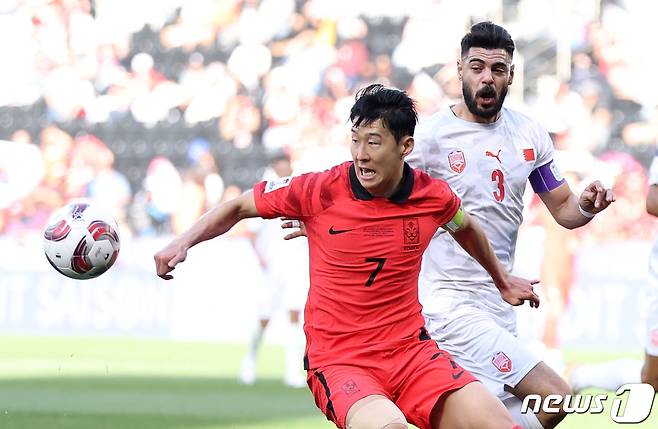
[407,106,558,317]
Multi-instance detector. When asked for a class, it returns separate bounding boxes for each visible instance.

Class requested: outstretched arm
[154,190,260,280]
[539,181,615,229]
[447,209,540,307]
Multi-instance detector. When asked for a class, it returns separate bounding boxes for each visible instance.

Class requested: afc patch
[403,217,420,251]
[492,351,512,373]
[341,379,360,396]
[264,176,292,193]
[448,150,466,173]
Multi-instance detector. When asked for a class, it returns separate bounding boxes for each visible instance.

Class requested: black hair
[349,84,418,143]
[461,21,515,59]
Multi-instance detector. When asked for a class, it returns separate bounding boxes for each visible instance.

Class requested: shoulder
[412,168,452,196]
[502,107,548,136]
[417,109,453,137]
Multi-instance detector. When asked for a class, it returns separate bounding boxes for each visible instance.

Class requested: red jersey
[253,162,460,369]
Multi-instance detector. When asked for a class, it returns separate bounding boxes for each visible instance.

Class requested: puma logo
[485,149,502,163]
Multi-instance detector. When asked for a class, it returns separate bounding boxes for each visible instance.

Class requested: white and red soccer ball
[43,202,121,280]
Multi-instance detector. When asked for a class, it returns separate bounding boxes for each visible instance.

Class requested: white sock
[570,359,643,392]
[504,397,544,429]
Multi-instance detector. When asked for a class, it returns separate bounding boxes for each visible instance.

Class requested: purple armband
[528,160,565,193]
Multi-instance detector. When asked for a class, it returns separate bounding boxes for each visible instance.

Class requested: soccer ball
[43,202,121,280]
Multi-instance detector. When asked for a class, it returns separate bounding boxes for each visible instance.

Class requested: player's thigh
[431,312,541,398]
[307,365,388,429]
[506,361,571,402]
[345,395,407,429]
[432,382,515,429]
[394,339,478,429]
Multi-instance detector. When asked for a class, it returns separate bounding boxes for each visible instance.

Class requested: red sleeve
[252,171,323,219]
[429,178,461,226]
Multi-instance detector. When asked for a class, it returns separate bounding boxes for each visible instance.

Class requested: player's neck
[451,103,502,124]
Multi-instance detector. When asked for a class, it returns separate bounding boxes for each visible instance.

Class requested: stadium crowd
[0,0,655,242]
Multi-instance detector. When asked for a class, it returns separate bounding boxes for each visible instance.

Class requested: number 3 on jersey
[491,169,505,202]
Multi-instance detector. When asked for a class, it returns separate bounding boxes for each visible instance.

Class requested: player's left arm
[538,180,615,229]
[445,208,540,307]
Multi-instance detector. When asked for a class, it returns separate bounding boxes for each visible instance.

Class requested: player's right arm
[154,190,259,280]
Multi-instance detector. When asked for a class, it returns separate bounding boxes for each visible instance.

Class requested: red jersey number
[364,257,386,287]
[491,169,505,202]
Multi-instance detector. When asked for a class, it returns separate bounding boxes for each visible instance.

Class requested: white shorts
[425,308,541,400]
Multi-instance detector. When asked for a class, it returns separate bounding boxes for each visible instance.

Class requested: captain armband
[442,206,465,233]
[528,160,565,193]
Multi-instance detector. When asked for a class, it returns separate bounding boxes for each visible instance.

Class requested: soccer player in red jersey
[154,84,537,429]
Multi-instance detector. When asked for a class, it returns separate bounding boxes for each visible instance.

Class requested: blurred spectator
[131,156,182,236]
[0,0,655,251]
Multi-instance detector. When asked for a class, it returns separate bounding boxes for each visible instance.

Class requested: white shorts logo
[492,351,512,373]
[521,383,655,423]
[265,176,292,193]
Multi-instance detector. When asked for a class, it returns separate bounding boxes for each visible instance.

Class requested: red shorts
[306,334,477,429]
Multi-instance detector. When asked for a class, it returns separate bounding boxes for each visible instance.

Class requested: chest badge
[403,217,420,252]
[448,150,466,174]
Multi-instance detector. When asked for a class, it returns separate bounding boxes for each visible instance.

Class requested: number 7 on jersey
[364,257,387,287]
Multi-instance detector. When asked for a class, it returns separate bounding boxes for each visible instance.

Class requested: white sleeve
[407,119,432,171]
[533,121,556,169]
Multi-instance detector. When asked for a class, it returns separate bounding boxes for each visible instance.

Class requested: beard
[463,83,508,119]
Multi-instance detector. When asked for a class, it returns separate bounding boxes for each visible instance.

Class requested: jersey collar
[349,162,414,203]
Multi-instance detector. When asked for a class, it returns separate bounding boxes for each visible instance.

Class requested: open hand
[579,180,615,214]
[498,275,541,308]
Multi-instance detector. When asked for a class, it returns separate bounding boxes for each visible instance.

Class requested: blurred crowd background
[0,0,655,258]
[0,0,656,354]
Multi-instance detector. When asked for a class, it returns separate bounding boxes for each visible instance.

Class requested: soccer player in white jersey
[240,151,309,388]
[569,151,658,394]
[405,22,615,429]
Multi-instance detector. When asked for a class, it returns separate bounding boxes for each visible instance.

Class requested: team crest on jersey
[492,351,512,373]
[264,176,292,193]
[403,217,420,251]
[448,150,466,173]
